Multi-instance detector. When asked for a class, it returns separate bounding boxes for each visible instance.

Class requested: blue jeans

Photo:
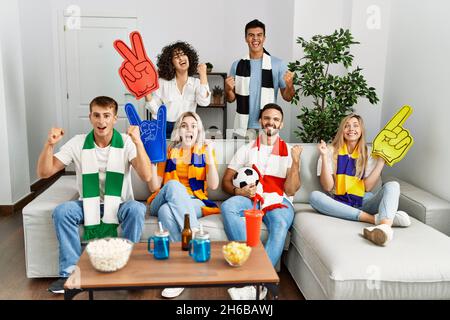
[150,180,203,242]
[52,200,146,277]
[309,181,400,221]
[220,196,294,266]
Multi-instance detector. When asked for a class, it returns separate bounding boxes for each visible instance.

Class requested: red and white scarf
[250,135,290,213]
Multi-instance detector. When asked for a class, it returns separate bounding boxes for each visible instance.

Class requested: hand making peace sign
[114,31,159,99]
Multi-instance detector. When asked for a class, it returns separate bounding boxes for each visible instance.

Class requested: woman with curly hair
[145,41,210,137]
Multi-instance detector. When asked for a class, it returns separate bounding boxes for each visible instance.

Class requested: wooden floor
[0,211,304,300]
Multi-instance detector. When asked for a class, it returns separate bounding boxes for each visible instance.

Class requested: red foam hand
[114,31,159,99]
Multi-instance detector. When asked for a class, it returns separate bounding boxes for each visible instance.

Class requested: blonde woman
[309,114,411,246]
[146,111,219,298]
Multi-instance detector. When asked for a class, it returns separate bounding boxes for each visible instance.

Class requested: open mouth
[97,126,107,132]
[179,61,187,67]
[185,133,194,142]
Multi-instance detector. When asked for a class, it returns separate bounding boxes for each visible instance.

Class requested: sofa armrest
[383,175,450,236]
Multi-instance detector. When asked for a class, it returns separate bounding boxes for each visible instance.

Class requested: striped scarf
[234,49,274,133]
[250,136,289,213]
[334,144,365,208]
[81,129,125,240]
[147,145,220,216]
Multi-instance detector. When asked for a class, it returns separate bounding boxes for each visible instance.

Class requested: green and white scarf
[81,129,125,241]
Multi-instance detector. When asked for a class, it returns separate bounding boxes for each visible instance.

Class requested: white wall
[382,0,450,202]
[290,0,350,142]
[349,0,390,141]
[0,44,14,204]
[0,0,31,204]
[290,0,389,142]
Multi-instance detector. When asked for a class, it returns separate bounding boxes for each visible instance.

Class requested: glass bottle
[181,213,192,251]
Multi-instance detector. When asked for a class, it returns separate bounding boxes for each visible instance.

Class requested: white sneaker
[374,211,411,227]
[363,224,393,246]
[393,211,411,227]
[228,286,268,300]
[161,287,185,298]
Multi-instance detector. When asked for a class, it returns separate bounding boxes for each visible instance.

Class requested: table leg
[266,283,279,300]
[64,289,82,300]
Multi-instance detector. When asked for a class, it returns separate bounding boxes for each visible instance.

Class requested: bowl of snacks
[86,237,133,272]
[222,241,252,267]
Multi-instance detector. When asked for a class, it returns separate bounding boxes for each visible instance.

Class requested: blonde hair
[331,114,368,179]
[169,111,205,149]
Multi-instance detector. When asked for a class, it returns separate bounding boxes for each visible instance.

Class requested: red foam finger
[130,31,147,61]
[114,40,139,65]
[121,69,136,82]
[135,61,151,72]
[124,61,141,79]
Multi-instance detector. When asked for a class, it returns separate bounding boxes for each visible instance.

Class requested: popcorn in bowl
[222,241,251,267]
[86,237,133,272]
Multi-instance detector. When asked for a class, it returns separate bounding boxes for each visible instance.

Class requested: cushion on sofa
[287,209,450,299]
[383,175,450,236]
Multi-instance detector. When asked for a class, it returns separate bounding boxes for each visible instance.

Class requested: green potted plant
[212,85,223,105]
[205,62,213,73]
[288,28,379,143]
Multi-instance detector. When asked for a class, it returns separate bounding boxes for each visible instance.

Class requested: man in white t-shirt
[37,96,152,294]
[220,103,302,300]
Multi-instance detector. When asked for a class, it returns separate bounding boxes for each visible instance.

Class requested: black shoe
[48,278,67,294]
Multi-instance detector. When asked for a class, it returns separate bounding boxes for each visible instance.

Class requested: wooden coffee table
[64,241,279,300]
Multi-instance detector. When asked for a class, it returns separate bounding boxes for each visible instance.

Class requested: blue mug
[148,230,170,260]
[188,231,210,263]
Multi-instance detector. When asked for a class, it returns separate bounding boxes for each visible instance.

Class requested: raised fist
[47,128,64,145]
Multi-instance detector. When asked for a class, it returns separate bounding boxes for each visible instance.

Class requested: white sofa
[22,140,450,299]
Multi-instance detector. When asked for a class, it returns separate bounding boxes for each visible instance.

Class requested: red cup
[244,209,264,247]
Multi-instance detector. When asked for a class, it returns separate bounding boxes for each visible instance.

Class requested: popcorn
[222,241,251,266]
[86,238,133,272]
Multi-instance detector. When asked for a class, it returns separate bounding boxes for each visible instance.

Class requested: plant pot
[207,68,212,73]
[213,95,222,105]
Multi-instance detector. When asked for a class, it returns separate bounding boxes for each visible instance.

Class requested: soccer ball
[232,167,259,189]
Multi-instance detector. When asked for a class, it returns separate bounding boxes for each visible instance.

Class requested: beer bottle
[181,213,192,251]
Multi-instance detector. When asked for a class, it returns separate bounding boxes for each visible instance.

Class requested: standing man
[225,19,295,136]
[220,103,302,300]
[37,96,152,294]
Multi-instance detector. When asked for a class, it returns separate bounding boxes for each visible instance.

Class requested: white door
[63,16,143,137]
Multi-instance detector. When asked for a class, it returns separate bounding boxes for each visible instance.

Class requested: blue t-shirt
[230,56,287,129]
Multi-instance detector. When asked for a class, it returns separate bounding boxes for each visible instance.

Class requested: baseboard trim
[0,205,14,216]
[31,169,65,192]
[0,192,36,217]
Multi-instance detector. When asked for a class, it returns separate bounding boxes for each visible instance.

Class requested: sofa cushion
[383,175,450,236]
[23,175,79,224]
[289,209,450,299]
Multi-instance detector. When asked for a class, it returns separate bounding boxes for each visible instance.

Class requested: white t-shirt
[228,140,293,201]
[317,146,376,178]
[145,77,210,122]
[54,134,137,203]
